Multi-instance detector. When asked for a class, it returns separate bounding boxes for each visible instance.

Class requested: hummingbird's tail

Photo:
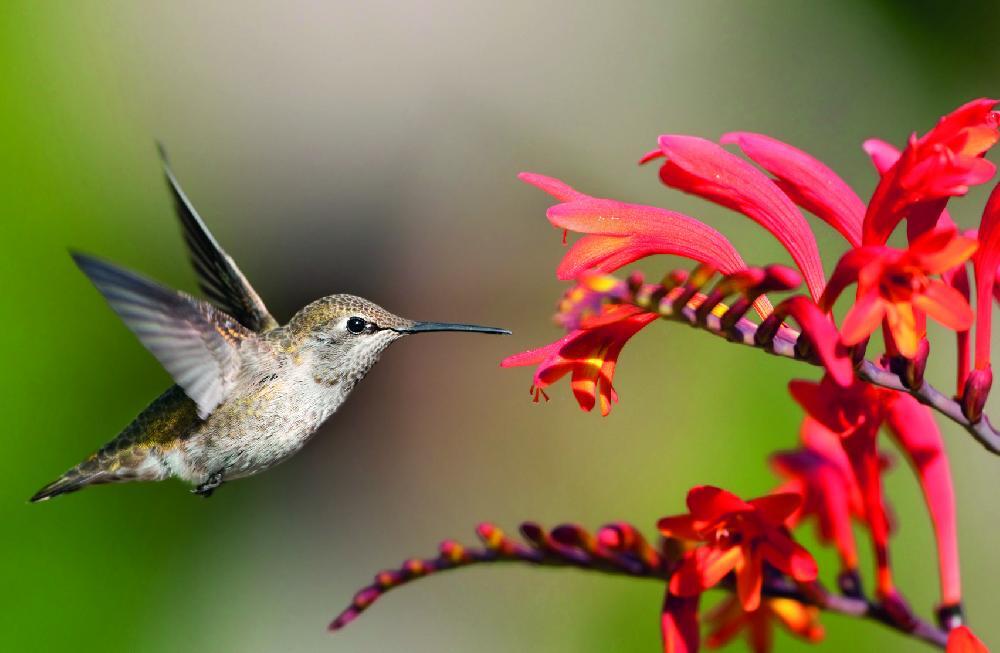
[30,467,97,502]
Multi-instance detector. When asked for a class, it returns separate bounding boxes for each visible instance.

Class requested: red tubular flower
[820,227,977,358]
[864,98,1000,245]
[501,304,656,415]
[658,486,818,612]
[518,173,751,282]
[705,595,824,653]
[865,137,977,390]
[789,377,897,596]
[947,626,990,653]
[973,183,1000,373]
[642,135,827,301]
[721,131,864,247]
[884,394,961,608]
[770,418,863,572]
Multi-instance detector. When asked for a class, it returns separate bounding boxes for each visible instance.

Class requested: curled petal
[722,131,864,246]
[518,172,588,202]
[648,135,826,300]
[862,138,902,174]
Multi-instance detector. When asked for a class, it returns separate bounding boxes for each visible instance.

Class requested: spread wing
[157,144,279,333]
[73,252,255,419]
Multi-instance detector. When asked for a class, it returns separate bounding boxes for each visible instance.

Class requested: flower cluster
[332,100,998,651]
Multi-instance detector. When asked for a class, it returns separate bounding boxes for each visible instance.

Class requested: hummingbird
[31,149,509,502]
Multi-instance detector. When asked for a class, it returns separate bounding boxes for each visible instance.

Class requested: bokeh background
[3,2,999,651]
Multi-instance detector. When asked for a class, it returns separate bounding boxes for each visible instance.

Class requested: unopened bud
[961,367,992,423]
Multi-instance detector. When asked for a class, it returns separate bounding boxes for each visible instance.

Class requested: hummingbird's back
[30,385,202,501]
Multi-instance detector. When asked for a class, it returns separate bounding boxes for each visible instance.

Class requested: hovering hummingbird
[31,149,509,502]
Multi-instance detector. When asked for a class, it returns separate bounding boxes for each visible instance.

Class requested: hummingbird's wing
[157,144,279,334]
[72,252,256,420]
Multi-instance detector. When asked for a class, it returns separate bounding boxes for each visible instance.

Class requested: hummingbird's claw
[192,472,224,498]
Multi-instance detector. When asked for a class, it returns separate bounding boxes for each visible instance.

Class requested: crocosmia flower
[770,421,863,572]
[658,486,818,611]
[705,595,824,653]
[501,304,656,415]
[820,227,977,357]
[864,98,999,244]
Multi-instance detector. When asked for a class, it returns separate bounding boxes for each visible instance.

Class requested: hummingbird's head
[287,294,509,380]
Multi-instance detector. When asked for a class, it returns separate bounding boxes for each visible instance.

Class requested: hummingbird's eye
[346,316,367,334]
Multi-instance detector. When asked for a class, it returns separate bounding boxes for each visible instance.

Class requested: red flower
[864,98,1000,245]
[770,420,864,571]
[791,376,963,608]
[642,135,827,300]
[884,394,961,608]
[658,486,818,611]
[864,136,977,390]
[705,595,824,653]
[518,173,752,282]
[947,626,990,653]
[501,304,656,415]
[820,227,977,357]
[721,131,864,247]
[789,377,897,596]
[974,182,1000,372]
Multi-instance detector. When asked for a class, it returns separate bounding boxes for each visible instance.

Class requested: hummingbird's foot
[192,472,224,498]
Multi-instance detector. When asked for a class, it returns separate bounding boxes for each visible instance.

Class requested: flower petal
[840,291,887,346]
[722,131,864,246]
[687,485,751,521]
[518,172,588,202]
[913,281,974,332]
[650,135,826,301]
[548,199,749,278]
[818,246,884,311]
[775,296,854,387]
[657,514,702,541]
[759,536,818,582]
[661,592,701,653]
[734,545,763,611]
[748,492,802,526]
[862,138,901,174]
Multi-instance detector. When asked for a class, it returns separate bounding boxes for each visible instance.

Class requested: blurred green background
[2,2,998,651]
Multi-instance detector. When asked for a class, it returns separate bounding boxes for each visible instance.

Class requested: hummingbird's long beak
[396,321,511,335]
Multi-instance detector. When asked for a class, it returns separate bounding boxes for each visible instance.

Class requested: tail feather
[30,470,99,502]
